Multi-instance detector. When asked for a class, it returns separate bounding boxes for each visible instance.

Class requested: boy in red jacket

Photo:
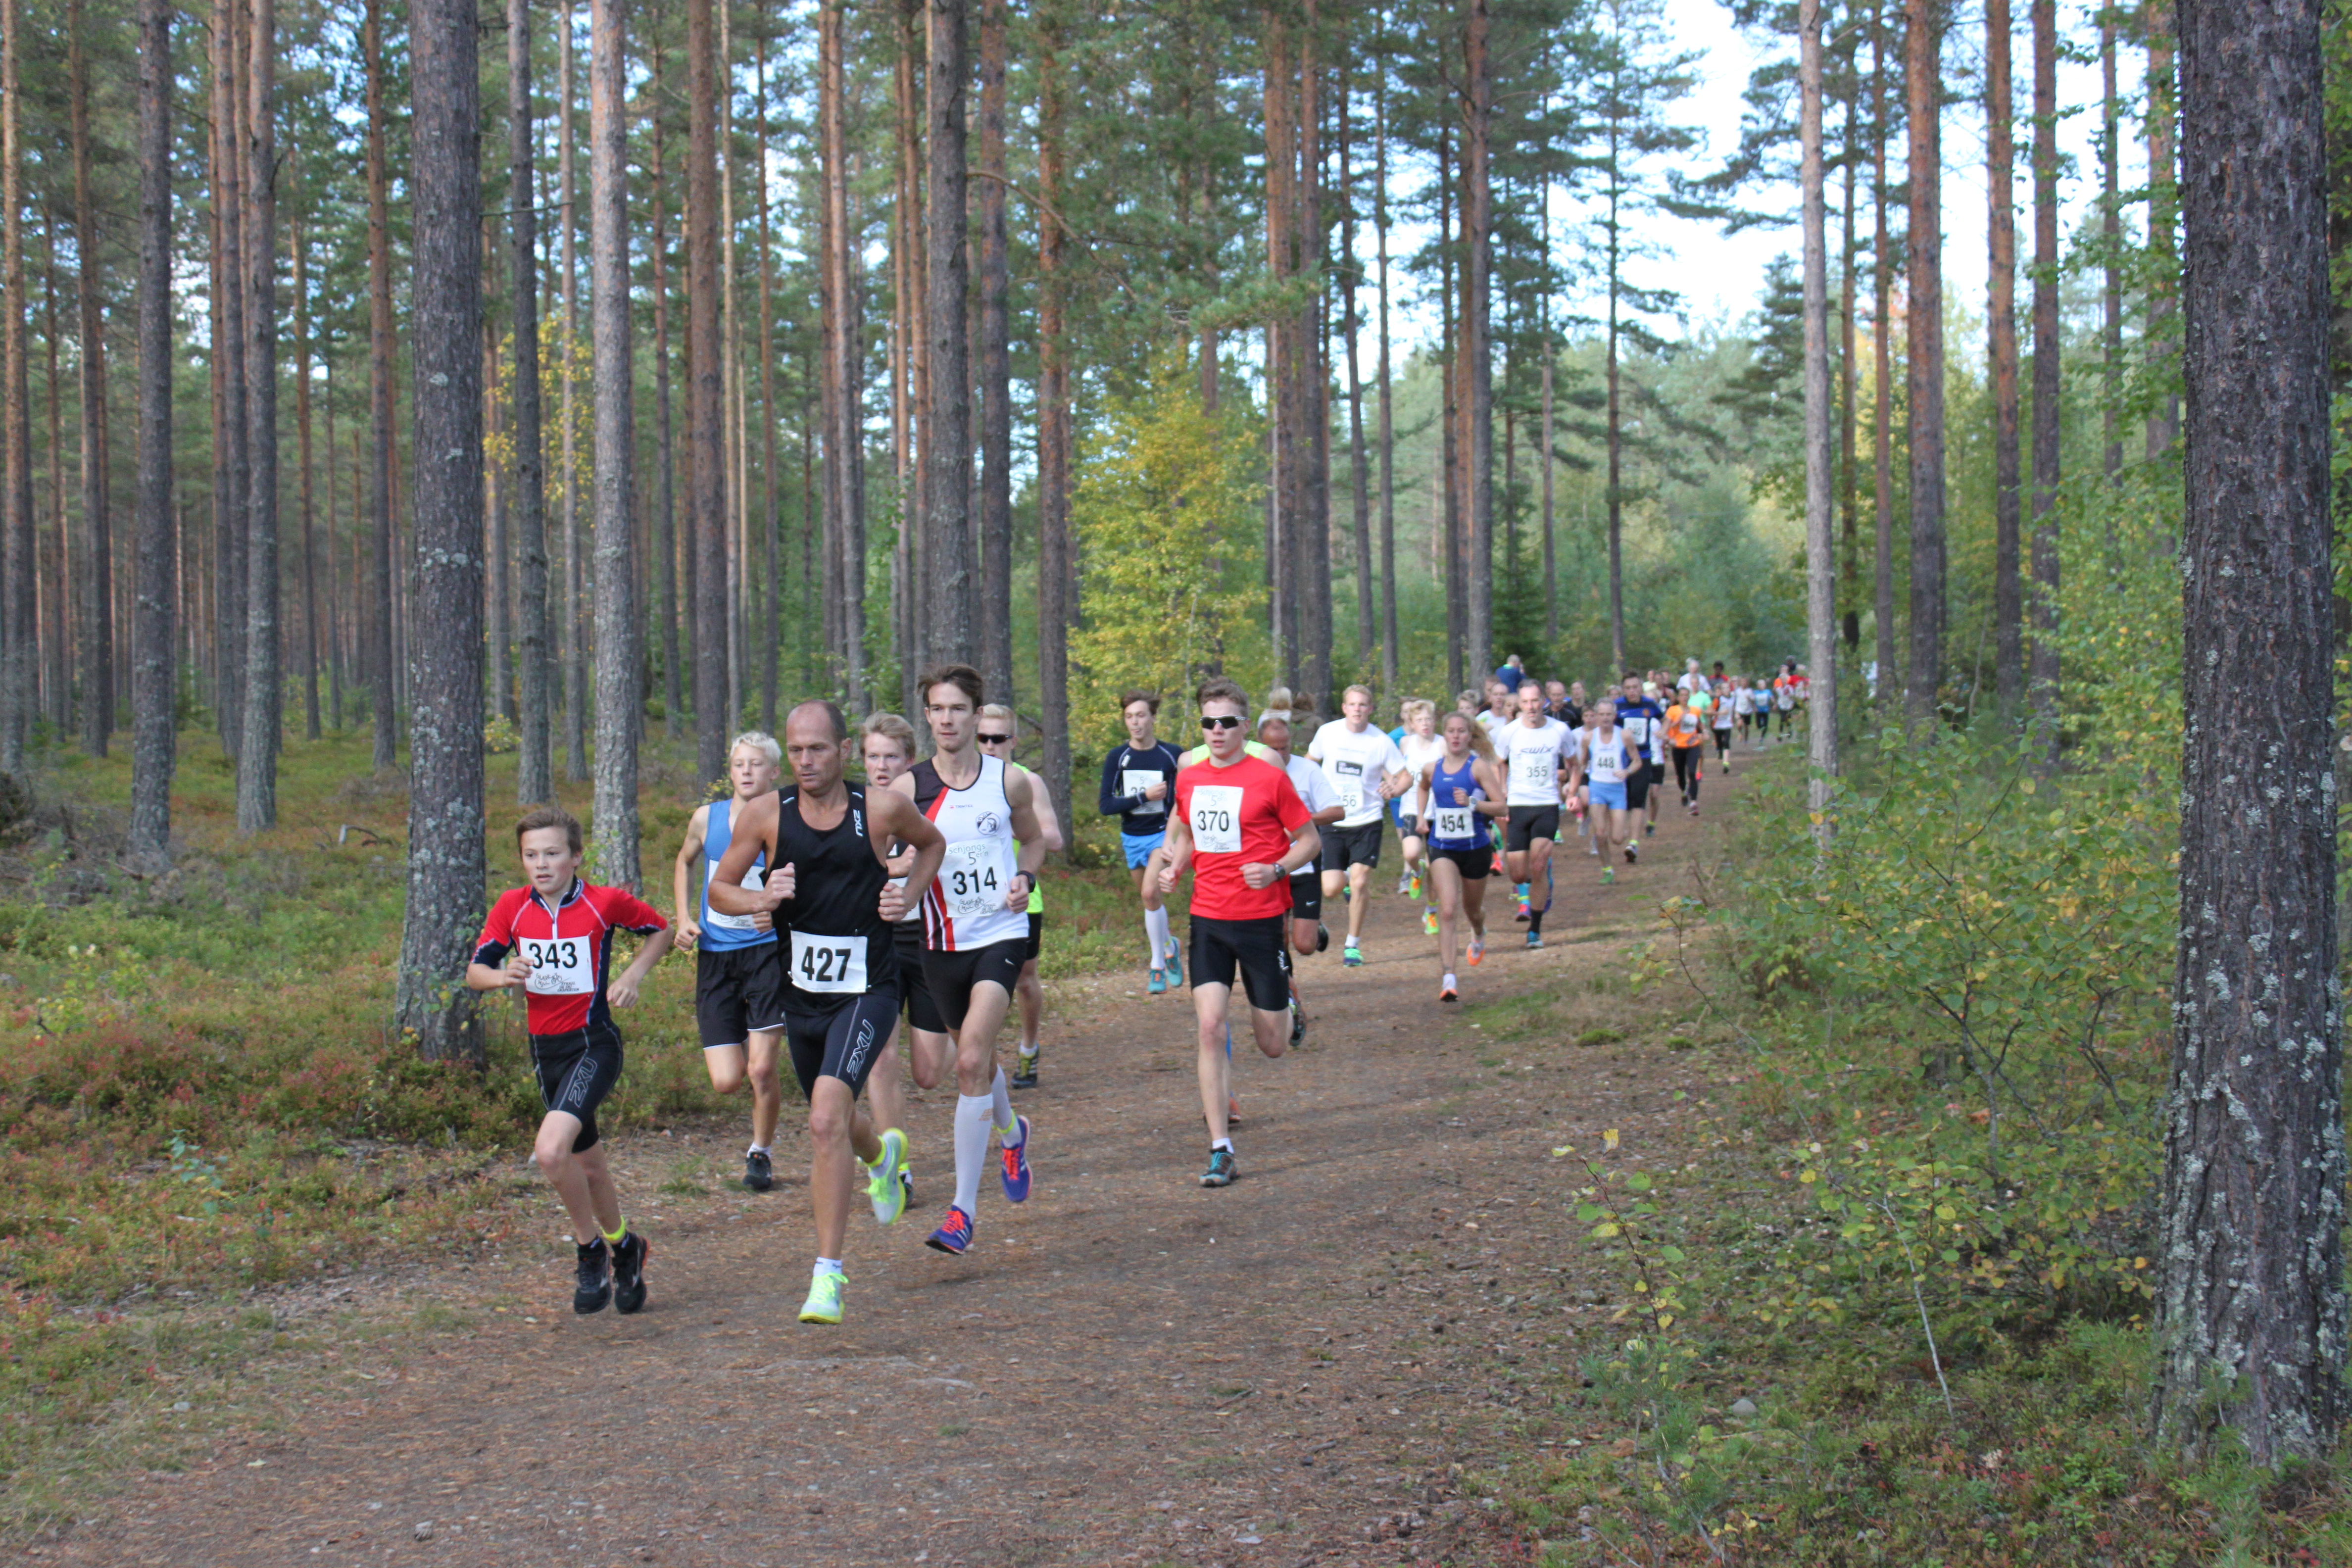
[469,806,674,1315]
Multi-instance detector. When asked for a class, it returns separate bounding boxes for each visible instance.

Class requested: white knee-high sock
[990,1065,1016,1137]
[953,1094,993,1216]
[1145,906,1174,964]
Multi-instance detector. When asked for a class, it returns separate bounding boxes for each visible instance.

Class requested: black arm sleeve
[1099,748,1136,817]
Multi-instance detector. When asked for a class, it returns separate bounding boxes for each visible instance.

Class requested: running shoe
[798,1270,846,1324]
[925,1206,976,1255]
[1421,908,1439,936]
[1200,1148,1237,1187]
[611,1231,649,1315]
[866,1128,909,1225]
[999,1116,1033,1203]
[1645,822,1657,837]
[1625,843,1640,864]
[1148,968,1168,995]
[901,1165,917,1207]
[1012,1050,1039,1090]
[1166,947,1184,987]
[1228,1095,1244,1125]
[1289,992,1307,1046]
[1514,901,1532,924]
[1526,930,1544,950]
[1316,923,1330,954]
[1341,882,1352,903]
[743,1147,775,1193]
[1468,937,1485,966]
[573,1238,612,1316]
[1408,870,1424,902]
[1603,865,1616,883]
[1342,940,1364,968]
[1396,872,1415,898]
[1440,976,1459,1003]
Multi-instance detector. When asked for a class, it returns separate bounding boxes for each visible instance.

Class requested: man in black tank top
[713,701,946,1326]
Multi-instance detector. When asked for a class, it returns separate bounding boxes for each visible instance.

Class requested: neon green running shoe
[798,1269,846,1324]
[866,1128,909,1225]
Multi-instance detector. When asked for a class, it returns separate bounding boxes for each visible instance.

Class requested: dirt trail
[43,775,1751,1568]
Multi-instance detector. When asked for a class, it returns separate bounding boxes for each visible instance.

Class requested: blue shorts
[1122,830,1167,869]
[1391,796,1420,835]
[1588,780,1628,811]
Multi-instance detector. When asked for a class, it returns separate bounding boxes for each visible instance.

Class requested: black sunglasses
[1200,714,1244,731]
[978,733,1013,744]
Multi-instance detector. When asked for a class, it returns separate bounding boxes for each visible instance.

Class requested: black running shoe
[573,1238,612,1315]
[1200,1148,1237,1188]
[611,1230,649,1315]
[1289,993,1307,1047]
[1315,922,1330,954]
[743,1148,775,1192]
[1011,1051,1039,1090]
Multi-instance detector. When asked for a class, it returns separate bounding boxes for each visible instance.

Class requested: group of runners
[464,656,1808,1326]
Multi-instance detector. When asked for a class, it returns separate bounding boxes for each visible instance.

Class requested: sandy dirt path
[39,772,1749,1568]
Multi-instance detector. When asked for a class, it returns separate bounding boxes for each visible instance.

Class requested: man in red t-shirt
[1160,678,1321,1188]
[469,806,673,1317]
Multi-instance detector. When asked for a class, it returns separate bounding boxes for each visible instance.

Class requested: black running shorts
[529,1020,624,1153]
[1432,845,1494,881]
[1319,819,1383,872]
[921,938,1028,1032]
[1287,870,1322,919]
[695,941,787,1048]
[1624,760,1654,810]
[784,989,900,1101]
[1024,910,1044,963]
[1505,804,1561,852]
[894,921,947,1034]
[1189,915,1291,1013]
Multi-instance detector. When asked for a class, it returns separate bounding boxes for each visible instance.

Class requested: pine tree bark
[397,0,487,1064]
[1035,3,1072,830]
[976,0,1013,707]
[297,228,322,740]
[1374,53,1397,693]
[238,0,280,828]
[1297,6,1331,707]
[925,0,974,674]
[2100,19,2122,483]
[1801,0,1837,826]
[647,48,681,743]
[1989,0,2022,717]
[2027,0,2060,752]
[2155,0,2343,1462]
[588,0,638,886]
[0,0,28,777]
[558,11,588,784]
[1903,0,1945,722]
[324,367,341,728]
[364,0,397,770]
[890,0,920,709]
[1462,0,1494,681]
[2145,0,2179,459]
[1339,59,1374,672]
[128,0,173,863]
[755,30,781,735]
[509,0,552,800]
[1870,2,1896,705]
[69,0,113,758]
[213,0,248,760]
[687,0,728,779]
[482,245,512,725]
[1838,77,1861,652]
[817,0,863,705]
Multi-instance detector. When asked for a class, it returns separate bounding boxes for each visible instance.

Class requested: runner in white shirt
[1496,680,1572,949]
[1578,698,1640,880]
[1306,685,1412,969]
[1393,699,1445,934]
[1261,715,1346,1051]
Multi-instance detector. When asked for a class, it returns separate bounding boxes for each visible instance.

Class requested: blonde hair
[1402,697,1436,729]
[730,730,782,767]
[1442,708,1498,765]
[860,711,917,761]
[1265,685,1294,714]
[977,703,1015,726]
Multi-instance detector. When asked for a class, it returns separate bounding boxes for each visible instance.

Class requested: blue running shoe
[1342,940,1364,968]
[925,1206,975,1254]
[998,1116,1033,1203]
[1166,947,1184,987]
[1148,968,1168,995]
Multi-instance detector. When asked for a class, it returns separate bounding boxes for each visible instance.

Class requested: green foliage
[1069,351,1272,756]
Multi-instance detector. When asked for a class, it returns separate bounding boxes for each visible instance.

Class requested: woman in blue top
[1416,711,1508,1003]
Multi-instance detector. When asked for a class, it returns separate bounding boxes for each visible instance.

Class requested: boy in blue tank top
[671,731,789,1193]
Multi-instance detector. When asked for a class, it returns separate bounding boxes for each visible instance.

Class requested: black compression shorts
[1505,804,1561,851]
[784,989,900,1101]
[1189,915,1291,1013]
[1319,819,1383,871]
[530,1020,624,1153]
[1024,910,1044,963]
[921,938,1028,1032]
[894,921,946,1034]
[1287,870,1322,919]
[1625,760,1654,809]
[1432,845,1494,881]
[694,941,787,1047]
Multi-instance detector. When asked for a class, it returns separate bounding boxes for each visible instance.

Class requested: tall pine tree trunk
[588,0,638,886]
[559,11,588,784]
[2156,0,2342,1463]
[890,0,920,710]
[2027,0,2060,752]
[297,229,322,740]
[2100,18,2121,484]
[364,0,396,770]
[1339,59,1373,673]
[1374,48,1397,692]
[1870,3,1896,705]
[1838,78,1860,651]
[0,0,27,777]
[976,0,1013,707]
[648,51,681,743]
[1989,0,2022,716]
[1903,0,1945,722]
[509,0,552,801]
[926,0,973,674]
[238,0,279,828]
[69,0,113,758]
[1800,0,1837,825]
[2145,0,2179,459]
[128,0,173,863]
[687,0,727,779]
[1035,4,1071,828]
[755,30,781,734]
[1462,0,1494,680]
[213,0,248,760]
[396,0,486,1065]
[817,0,863,707]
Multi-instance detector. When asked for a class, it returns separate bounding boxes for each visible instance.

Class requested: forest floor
[18,775,1744,1568]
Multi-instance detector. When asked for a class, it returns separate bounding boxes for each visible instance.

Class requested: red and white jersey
[912,753,1029,951]
[473,879,667,1035]
[1175,753,1312,922]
